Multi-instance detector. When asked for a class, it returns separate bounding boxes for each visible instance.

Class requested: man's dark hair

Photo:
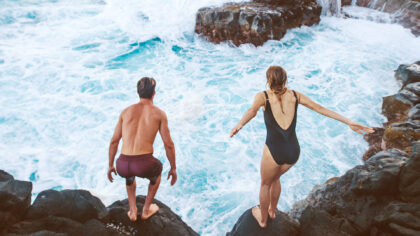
[137,77,156,99]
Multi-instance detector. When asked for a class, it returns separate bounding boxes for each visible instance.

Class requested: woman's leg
[268,179,280,219]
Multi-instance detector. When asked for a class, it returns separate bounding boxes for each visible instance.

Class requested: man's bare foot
[268,207,276,219]
[252,206,267,228]
[141,203,159,220]
[127,207,138,222]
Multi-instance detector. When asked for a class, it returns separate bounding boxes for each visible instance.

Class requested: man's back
[121,103,162,155]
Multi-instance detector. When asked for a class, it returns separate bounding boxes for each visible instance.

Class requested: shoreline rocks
[0,170,198,236]
[364,61,420,159]
[194,0,321,46]
[342,0,420,36]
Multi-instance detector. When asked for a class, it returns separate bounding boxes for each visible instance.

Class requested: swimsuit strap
[292,90,298,107]
[263,91,268,100]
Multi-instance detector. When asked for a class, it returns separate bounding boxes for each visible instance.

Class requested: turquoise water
[1,0,420,235]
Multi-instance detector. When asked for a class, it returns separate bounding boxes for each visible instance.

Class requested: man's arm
[159,111,177,185]
[107,113,122,182]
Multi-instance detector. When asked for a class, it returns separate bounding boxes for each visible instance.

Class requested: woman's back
[264,89,298,130]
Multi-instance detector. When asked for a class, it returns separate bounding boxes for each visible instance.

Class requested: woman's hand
[230,124,243,138]
[348,121,374,134]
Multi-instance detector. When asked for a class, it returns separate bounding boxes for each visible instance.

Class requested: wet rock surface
[227,207,300,236]
[0,170,198,236]
[365,61,420,159]
[194,0,321,46]
[342,0,420,36]
[0,170,32,233]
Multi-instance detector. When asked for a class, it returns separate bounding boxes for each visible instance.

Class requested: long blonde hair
[266,65,287,113]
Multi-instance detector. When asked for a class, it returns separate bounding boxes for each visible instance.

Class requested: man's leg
[126,177,137,221]
[141,175,161,220]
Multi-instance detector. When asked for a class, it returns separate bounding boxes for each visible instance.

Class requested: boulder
[25,189,107,223]
[362,127,385,160]
[383,121,420,154]
[396,61,420,86]
[6,216,117,236]
[227,207,300,236]
[195,0,321,46]
[382,94,413,123]
[399,141,420,203]
[408,104,420,120]
[0,170,32,231]
[288,148,409,235]
[373,201,420,236]
[405,82,420,97]
[105,195,198,236]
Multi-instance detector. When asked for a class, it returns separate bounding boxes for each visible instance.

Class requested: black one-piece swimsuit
[263,91,300,165]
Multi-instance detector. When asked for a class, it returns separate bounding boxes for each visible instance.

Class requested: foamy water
[1,0,420,235]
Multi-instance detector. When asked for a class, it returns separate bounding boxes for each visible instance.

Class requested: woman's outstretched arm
[295,91,374,134]
[230,92,265,137]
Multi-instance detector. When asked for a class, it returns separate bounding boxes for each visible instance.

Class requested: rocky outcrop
[0,170,198,236]
[227,208,300,236]
[194,0,321,46]
[364,61,420,159]
[342,0,420,36]
[227,141,420,235]
[0,170,32,233]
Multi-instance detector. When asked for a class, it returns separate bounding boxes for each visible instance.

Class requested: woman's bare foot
[141,203,159,220]
[127,207,138,222]
[252,206,267,228]
[268,207,276,219]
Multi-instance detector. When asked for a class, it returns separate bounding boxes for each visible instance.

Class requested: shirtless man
[107,77,177,221]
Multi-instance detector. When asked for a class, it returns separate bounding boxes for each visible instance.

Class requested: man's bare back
[120,102,164,155]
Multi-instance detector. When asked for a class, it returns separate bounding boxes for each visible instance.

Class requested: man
[107,77,177,221]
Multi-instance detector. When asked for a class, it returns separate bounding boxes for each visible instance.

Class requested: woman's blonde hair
[266,65,287,113]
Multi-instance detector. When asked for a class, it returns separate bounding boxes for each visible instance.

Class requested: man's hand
[107,166,117,182]
[167,168,177,186]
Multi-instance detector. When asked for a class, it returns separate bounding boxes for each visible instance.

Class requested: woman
[230,66,374,228]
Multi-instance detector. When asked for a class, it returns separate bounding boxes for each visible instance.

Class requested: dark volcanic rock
[362,127,385,160]
[408,104,420,120]
[399,141,420,203]
[0,170,32,231]
[405,82,420,97]
[195,0,321,46]
[227,207,299,236]
[289,148,410,235]
[382,94,413,122]
[396,61,420,86]
[105,195,198,236]
[383,120,420,153]
[25,189,107,223]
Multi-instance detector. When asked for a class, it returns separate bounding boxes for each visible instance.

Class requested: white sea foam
[1,0,420,235]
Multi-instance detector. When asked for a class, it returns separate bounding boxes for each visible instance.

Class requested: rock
[382,94,413,123]
[373,201,420,236]
[408,104,420,120]
[362,127,385,160]
[227,207,299,236]
[0,170,32,231]
[383,120,420,154]
[399,141,420,203]
[350,149,408,195]
[194,0,321,46]
[6,215,118,236]
[396,61,420,86]
[398,88,420,105]
[405,82,420,97]
[288,148,409,235]
[298,207,353,236]
[105,195,198,236]
[25,189,107,223]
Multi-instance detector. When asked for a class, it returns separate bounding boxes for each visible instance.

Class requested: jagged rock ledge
[0,170,198,236]
[194,0,321,46]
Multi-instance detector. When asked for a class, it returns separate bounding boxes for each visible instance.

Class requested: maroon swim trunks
[116,153,162,185]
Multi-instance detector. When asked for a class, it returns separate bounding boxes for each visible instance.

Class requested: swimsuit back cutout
[263,90,300,165]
